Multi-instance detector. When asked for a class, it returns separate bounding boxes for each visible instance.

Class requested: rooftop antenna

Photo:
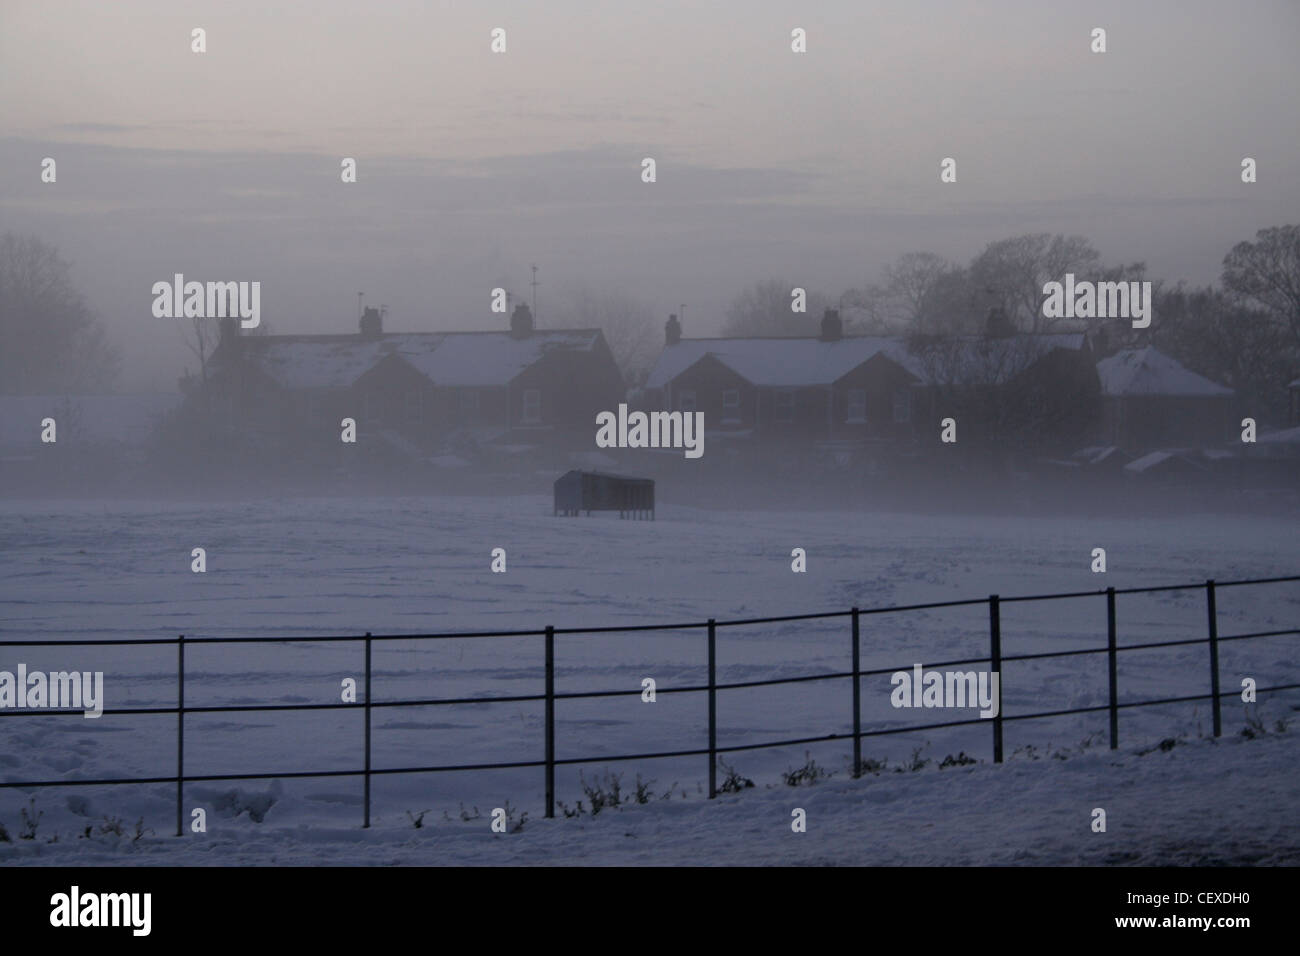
[358,292,364,320]
[679,304,686,328]
[530,264,540,321]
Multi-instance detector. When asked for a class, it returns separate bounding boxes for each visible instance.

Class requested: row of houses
[643,310,1265,451]
[4,304,1296,478]
[181,304,1289,461]
[189,305,622,455]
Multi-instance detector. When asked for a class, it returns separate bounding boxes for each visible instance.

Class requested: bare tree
[1222,224,1300,348]
[910,328,1097,456]
[0,233,119,393]
[175,311,272,406]
[968,234,1102,333]
[555,283,658,386]
[1153,283,1291,422]
[847,252,983,335]
[178,314,219,388]
[722,279,832,337]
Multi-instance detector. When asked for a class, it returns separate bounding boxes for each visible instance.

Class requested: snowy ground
[1,495,1298,864]
[4,722,1296,866]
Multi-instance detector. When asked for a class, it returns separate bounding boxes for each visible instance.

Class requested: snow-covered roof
[253,336,433,389]
[1071,445,1128,466]
[246,330,604,390]
[1124,449,1205,474]
[398,331,603,387]
[645,337,927,390]
[645,333,1086,390]
[0,394,182,447]
[1096,347,1232,398]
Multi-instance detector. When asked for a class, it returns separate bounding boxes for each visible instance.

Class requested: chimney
[359,306,383,339]
[665,313,682,346]
[510,302,534,338]
[819,308,842,342]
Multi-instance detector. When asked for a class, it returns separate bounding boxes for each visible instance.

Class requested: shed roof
[1124,449,1206,474]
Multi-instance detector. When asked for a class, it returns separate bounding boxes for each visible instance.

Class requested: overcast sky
[2,0,1298,390]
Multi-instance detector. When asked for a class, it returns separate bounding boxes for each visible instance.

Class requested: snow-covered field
[1,495,1298,865]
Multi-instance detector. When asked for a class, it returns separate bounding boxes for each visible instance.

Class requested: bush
[557,800,585,818]
[716,759,754,794]
[938,751,978,769]
[406,809,430,829]
[1239,703,1289,738]
[580,770,624,816]
[499,800,528,833]
[633,774,656,805]
[782,751,831,786]
[19,799,42,840]
[851,756,888,776]
[895,746,930,773]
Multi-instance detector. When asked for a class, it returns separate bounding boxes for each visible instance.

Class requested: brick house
[1095,346,1236,450]
[198,304,624,456]
[643,310,926,447]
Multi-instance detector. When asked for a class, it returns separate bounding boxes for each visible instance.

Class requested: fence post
[851,608,861,777]
[363,632,371,828]
[989,596,1003,764]
[1206,580,1221,738]
[1107,587,1118,750]
[708,619,717,799]
[545,625,555,819]
[176,633,184,837]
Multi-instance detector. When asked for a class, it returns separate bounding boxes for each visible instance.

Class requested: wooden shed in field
[554,470,655,519]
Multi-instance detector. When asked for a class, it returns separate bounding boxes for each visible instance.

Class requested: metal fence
[2,575,1298,836]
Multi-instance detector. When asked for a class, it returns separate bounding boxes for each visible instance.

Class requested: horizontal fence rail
[1,575,1297,834]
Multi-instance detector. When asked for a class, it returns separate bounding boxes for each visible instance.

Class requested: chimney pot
[510,302,534,337]
[819,308,842,341]
[360,306,383,338]
[665,313,682,346]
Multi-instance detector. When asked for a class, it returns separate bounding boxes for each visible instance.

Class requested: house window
[678,389,697,413]
[722,389,740,423]
[459,389,480,416]
[775,389,795,423]
[522,388,541,424]
[846,389,867,424]
[892,388,911,423]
